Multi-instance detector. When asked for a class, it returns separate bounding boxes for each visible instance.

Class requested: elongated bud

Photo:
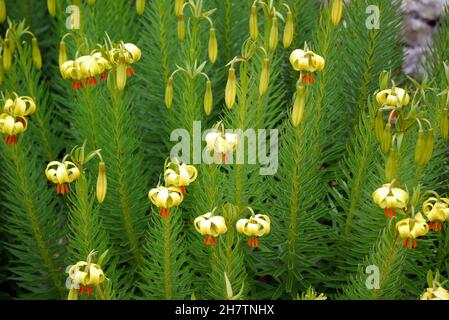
[165,77,174,109]
[385,148,398,181]
[259,58,270,96]
[283,12,294,48]
[225,67,236,109]
[177,15,185,42]
[136,0,145,15]
[175,0,184,17]
[96,162,107,204]
[3,38,12,72]
[204,80,213,116]
[268,16,278,51]
[31,38,42,70]
[422,128,435,165]
[208,28,218,64]
[380,122,391,154]
[379,70,390,91]
[414,129,426,166]
[375,110,384,142]
[47,0,56,16]
[0,0,6,23]
[115,56,127,91]
[249,5,258,40]
[88,0,96,5]
[59,41,68,74]
[291,85,306,127]
[331,0,343,27]
[440,108,448,141]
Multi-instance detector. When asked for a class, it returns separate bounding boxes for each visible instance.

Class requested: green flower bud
[0,0,6,23]
[136,0,145,15]
[380,122,391,154]
[31,38,42,70]
[283,12,294,48]
[165,77,174,109]
[225,67,236,109]
[440,108,448,141]
[3,38,12,72]
[379,70,390,91]
[291,85,306,127]
[414,129,426,166]
[249,5,258,40]
[422,128,435,165]
[268,16,278,51]
[208,28,218,64]
[385,148,398,182]
[47,0,56,16]
[259,58,269,96]
[178,14,185,42]
[204,80,213,116]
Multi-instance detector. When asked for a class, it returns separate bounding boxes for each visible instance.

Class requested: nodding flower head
[421,286,449,300]
[164,159,198,194]
[376,87,410,108]
[396,212,429,249]
[148,185,184,218]
[3,95,36,117]
[423,197,449,232]
[372,183,409,218]
[236,212,271,249]
[45,160,81,195]
[290,49,325,73]
[0,114,27,144]
[205,125,238,164]
[194,210,228,246]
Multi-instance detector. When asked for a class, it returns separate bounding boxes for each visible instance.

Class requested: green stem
[163,216,173,300]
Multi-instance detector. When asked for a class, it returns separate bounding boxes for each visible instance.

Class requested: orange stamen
[180,186,187,194]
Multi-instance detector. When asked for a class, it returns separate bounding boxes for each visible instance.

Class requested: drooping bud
[3,38,12,72]
[283,12,294,48]
[375,110,384,142]
[208,28,218,64]
[96,162,107,204]
[422,128,435,166]
[136,0,145,15]
[440,108,448,141]
[204,80,213,116]
[178,14,185,42]
[31,38,42,70]
[380,122,391,154]
[0,0,6,23]
[414,129,426,166]
[175,0,184,17]
[88,0,96,5]
[385,148,398,182]
[115,55,127,91]
[259,58,270,96]
[47,0,56,16]
[165,77,174,109]
[268,16,278,51]
[291,85,306,127]
[331,0,343,27]
[379,70,390,91]
[59,40,68,74]
[249,5,258,40]
[225,67,236,109]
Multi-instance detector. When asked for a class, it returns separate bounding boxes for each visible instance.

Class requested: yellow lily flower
[421,286,449,300]
[45,160,81,195]
[290,49,325,73]
[205,129,238,163]
[164,160,198,194]
[236,213,271,248]
[422,197,449,232]
[376,87,410,108]
[3,95,36,117]
[148,186,184,218]
[0,114,27,144]
[372,183,409,217]
[66,251,106,300]
[194,210,228,246]
[396,212,429,249]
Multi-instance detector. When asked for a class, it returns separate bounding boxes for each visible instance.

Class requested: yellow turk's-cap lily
[372,183,409,218]
[422,197,449,232]
[45,161,81,195]
[236,214,271,248]
[205,130,238,163]
[290,49,325,73]
[148,186,184,218]
[3,95,36,117]
[194,211,228,246]
[421,286,449,300]
[66,253,106,300]
[376,87,410,108]
[164,161,198,194]
[396,212,429,249]
[0,114,27,144]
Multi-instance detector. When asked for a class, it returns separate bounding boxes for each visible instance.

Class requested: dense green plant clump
[0,0,448,300]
